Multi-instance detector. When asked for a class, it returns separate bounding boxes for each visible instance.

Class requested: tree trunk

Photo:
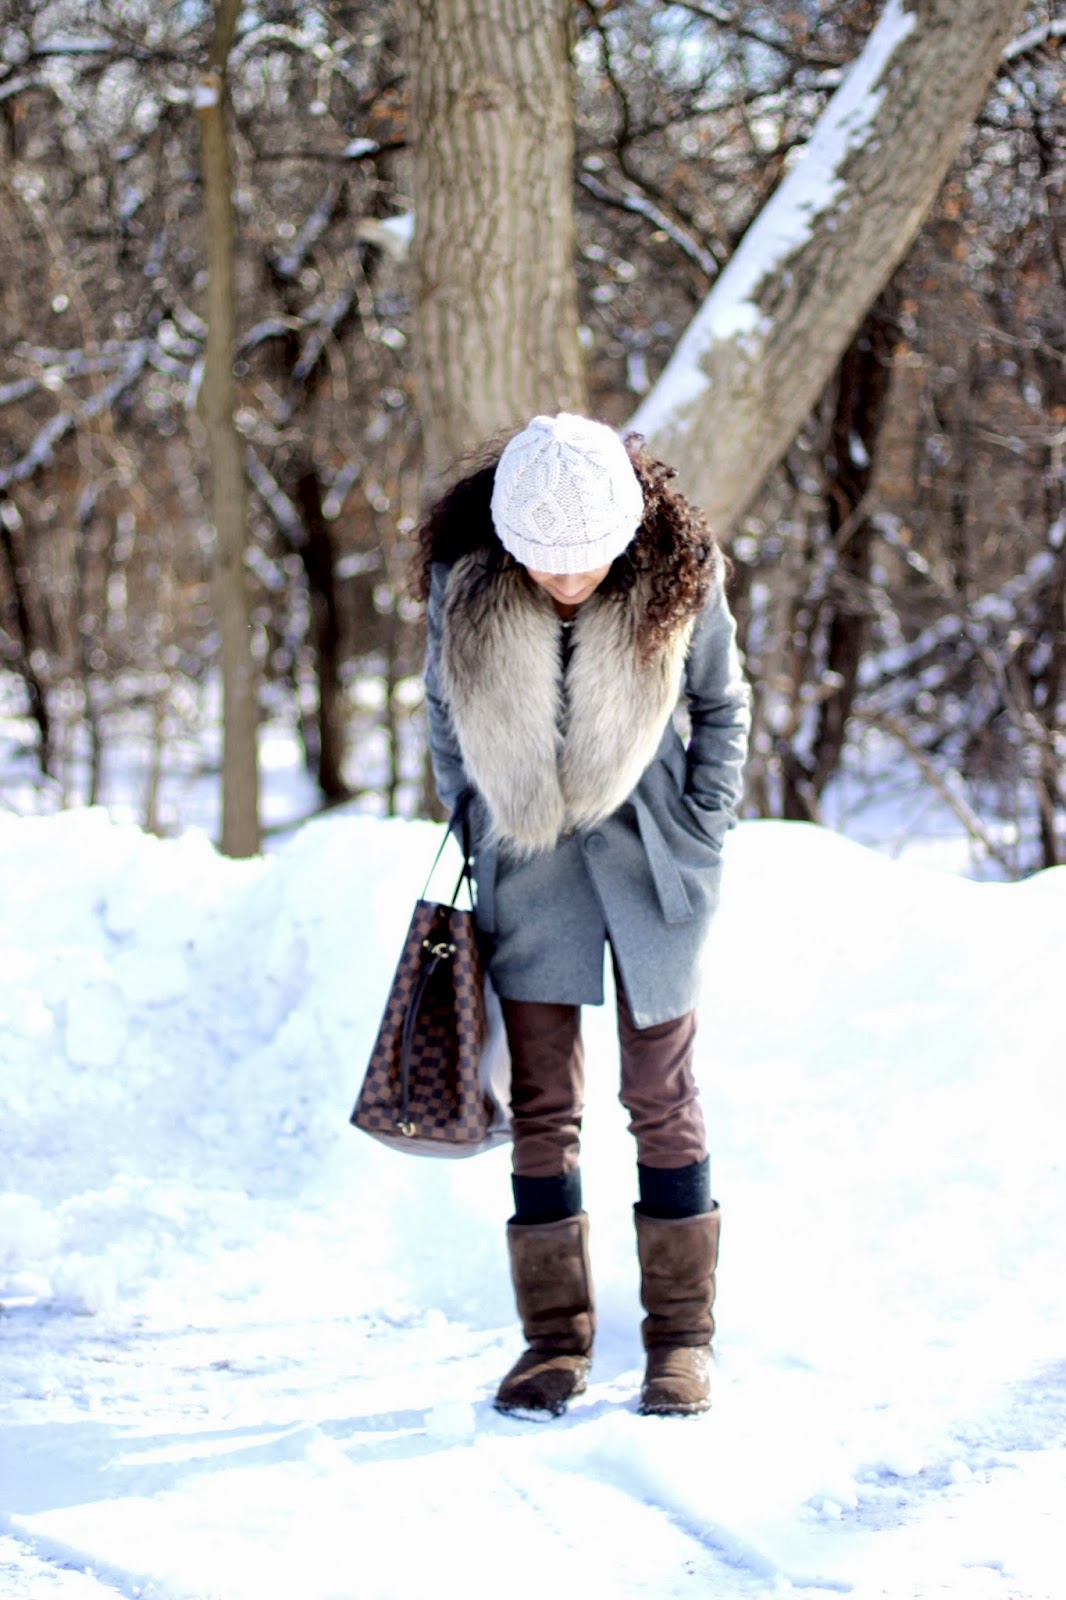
[407,0,587,486]
[290,459,349,803]
[196,0,260,857]
[808,286,900,804]
[0,497,52,778]
[629,0,1027,534]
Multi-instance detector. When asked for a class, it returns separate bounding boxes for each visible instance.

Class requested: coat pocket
[678,793,728,854]
[658,737,727,855]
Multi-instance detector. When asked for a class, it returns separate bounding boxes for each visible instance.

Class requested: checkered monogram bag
[350,796,511,1157]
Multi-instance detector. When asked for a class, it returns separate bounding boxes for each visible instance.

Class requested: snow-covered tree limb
[1004,18,1066,62]
[628,0,1028,534]
[0,343,149,492]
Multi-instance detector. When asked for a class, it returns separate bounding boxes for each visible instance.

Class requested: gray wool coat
[424,557,750,1028]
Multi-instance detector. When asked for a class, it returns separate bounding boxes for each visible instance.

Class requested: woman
[417,413,750,1418]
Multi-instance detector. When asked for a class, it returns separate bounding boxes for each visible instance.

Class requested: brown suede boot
[494,1213,595,1418]
[635,1205,720,1416]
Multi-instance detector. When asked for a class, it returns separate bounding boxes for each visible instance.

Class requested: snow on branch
[858,545,1060,700]
[354,214,414,261]
[628,0,917,440]
[1004,18,1066,61]
[850,706,1015,868]
[14,342,142,380]
[0,343,149,492]
[0,413,72,493]
[271,288,357,418]
[194,77,220,110]
[240,318,304,354]
[230,23,328,65]
[170,303,208,342]
[245,451,306,550]
[0,378,39,409]
[36,36,111,57]
[0,73,39,103]
[578,171,719,278]
[271,186,342,282]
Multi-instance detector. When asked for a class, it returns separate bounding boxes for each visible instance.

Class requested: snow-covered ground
[1,807,1064,1600]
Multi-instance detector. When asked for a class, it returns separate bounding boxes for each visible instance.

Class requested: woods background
[1,0,1062,874]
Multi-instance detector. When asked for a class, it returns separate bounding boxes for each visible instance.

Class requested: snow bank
[1,810,1064,1599]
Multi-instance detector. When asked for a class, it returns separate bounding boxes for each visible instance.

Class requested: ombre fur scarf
[439,552,706,855]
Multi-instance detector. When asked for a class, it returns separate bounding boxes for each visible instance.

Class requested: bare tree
[407,0,588,481]
[196,0,260,857]
[2,2,1061,869]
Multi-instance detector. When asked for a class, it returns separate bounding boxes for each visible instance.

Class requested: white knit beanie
[490,413,644,574]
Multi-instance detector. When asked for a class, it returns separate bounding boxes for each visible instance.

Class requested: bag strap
[397,789,476,1136]
[420,787,476,907]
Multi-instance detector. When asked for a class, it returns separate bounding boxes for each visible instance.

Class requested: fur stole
[440,554,697,854]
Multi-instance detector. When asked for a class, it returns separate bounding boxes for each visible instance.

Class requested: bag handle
[420,787,476,907]
[398,789,477,1135]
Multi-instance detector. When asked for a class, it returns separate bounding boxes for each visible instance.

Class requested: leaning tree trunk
[196,0,260,857]
[407,0,587,486]
[629,0,1027,535]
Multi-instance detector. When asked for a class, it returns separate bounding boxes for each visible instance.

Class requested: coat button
[584,832,607,854]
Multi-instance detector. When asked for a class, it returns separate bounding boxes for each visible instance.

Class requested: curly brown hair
[412,432,721,661]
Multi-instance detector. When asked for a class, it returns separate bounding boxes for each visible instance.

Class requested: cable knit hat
[490,413,644,574]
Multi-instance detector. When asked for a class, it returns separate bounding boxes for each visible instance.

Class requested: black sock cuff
[636,1156,711,1219]
[511,1169,583,1224]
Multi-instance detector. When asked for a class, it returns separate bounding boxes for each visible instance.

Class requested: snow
[354,215,416,262]
[1004,18,1066,62]
[630,0,917,440]
[1,807,1064,1599]
[578,169,719,277]
[378,212,415,247]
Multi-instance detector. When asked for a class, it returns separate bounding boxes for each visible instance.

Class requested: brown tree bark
[196,0,260,857]
[778,292,898,823]
[407,0,588,486]
[630,0,1028,535]
[810,287,900,803]
[0,496,52,777]
[289,459,349,803]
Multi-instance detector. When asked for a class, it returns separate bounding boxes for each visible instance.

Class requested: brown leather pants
[502,980,707,1179]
